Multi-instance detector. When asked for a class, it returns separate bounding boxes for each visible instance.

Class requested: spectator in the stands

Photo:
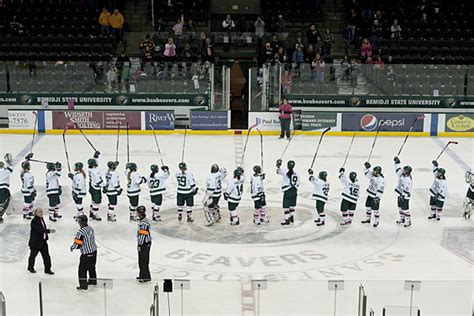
[311,54,325,82]
[263,42,274,65]
[254,16,265,55]
[360,0,372,22]
[371,20,382,51]
[164,37,177,73]
[139,34,155,53]
[360,38,372,63]
[390,19,402,42]
[140,46,154,74]
[109,9,125,43]
[185,19,197,41]
[347,8,359,43]
[341,56,353,81]
[222,14,236,52]
[201,37,214,64]
[181,43,196,77]
[281,69,293,95]
[276,15,286,33]
[155,17,166,32]
[418,0,430,22]
[172,14,185,46]
[305,45,316,64]
[374,56,385,70]
[322,28,334,56]
[306,24,320,50]
[99,8,111,36]
[386,65,397,82]
[270,34,282,53]
[342,24,353,56]
[9,16,24,35]
[292,46,304,78]
[106,65,117,91]
[276,47,289,68]
[294,36,304,51]
[115,51,131,87]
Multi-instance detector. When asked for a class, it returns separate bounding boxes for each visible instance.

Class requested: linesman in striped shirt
[136,206,152,283]
[70,215,98,290]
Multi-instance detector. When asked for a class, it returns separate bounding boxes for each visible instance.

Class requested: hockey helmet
[150,164,159,173]
[287,160,295,169]
[349,171,357,182]
[373,166,382,175]
[211,164,219,173]
[87,158,97,168]
[74,162,84,171]
[403,165,412,175]
[127,162,137,171]
[76,214,88,226]
[236,166,244,174]
[136,205,146,219]
[0,161,3,168]
[46,162,55,171]
[107,161,117,170]
[437,168,446,177]
[179,162,187,171]
[319,171,327,181]
[253,165,262,174]
[234,168,242,178]
[21,161,31,170]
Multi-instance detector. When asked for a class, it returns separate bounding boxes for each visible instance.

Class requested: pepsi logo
[360,114,378,131]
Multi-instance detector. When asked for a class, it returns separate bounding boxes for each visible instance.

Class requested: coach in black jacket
[28,208,55,274]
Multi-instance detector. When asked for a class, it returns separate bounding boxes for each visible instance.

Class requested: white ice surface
[0,133,472,315]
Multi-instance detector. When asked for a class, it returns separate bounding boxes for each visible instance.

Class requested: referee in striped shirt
[70,215,98,290]
[136,205,152,283]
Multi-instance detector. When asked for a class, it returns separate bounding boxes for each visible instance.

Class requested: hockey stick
[435,141,459,161]
[310,127,331,169]
[279,113,297,160]
[28,158,50,164]
[256,128,264,171]
[367,124,383,162]
[30,111,38,154]
[240,122,258,166]
[73,122,98,152]
[396,115,425,156]
[342,131,357,168]
[150,125,165,165]
[115,121,121,162]
[126,121,130,163]
[181,125,188,162]
[62,126,71,173]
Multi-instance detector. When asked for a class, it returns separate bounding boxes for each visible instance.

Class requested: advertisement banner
[301,112,337,131]
[0,93,208,106]
[52,111,141,130]
[445,113,474,132]
[342,113,424,132]
[286,96,348,107]
[145,111,175,130]
[8,110,38,129]
[191,111,228,130]
[248,112,295,131]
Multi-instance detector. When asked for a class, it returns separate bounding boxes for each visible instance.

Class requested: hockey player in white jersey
[338,167,360,226]
[0,153,14,223]
[464,170,473,219]
[20,160,36,220]
[46,161,62,222]
[205,164,227,224]
[176,162,198,223]
[276,159,300,226]
[127,162,147,221]
[104,161,122,222]
[308,168,329,226]
[88,152,104,221]
[224,167,245,226]
[394,156,413,227]
[148,164,170,222]
[361,162,385,227]
[251,165,268,225]
[69,162,87,219]
[429,160,447,221]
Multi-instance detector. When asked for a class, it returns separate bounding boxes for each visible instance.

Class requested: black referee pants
[138,242,151,281]
[78,251,97,289]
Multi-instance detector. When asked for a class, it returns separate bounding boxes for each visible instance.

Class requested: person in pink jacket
[278,98,293,139]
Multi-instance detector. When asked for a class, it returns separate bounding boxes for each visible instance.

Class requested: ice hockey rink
[0,132,472,316]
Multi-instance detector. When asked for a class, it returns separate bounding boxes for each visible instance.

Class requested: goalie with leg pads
[0,153,14,223]
[464,170,473,219]
[205,164,227,225]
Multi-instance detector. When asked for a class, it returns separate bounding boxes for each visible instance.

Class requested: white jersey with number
[394,162,412,200]
[309,175,329,203]
[46,170,61,196]
[21,171,35,196]
[206,169,227,197]
[127,171,145,196]
[276,167,300,191]
[105,170,121,195]
[175,171,196,194]
[72,172,87,198]
[364,168,385,199]
[0,165,13,190]
[89,167,104,190]
[339,172,360,203]
[148,169,170,196]
[430,164,447,202]
[250,175,265,200]
[226,176,245,203]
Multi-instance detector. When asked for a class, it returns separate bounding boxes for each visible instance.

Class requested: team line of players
[0,151,473,226]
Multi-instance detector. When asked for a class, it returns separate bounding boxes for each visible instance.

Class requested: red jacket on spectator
[279,101,293,119]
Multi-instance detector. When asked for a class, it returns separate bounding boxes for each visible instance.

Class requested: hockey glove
[193,187,199,195]
[25,153,34,160]
[161,165,169,171]
[220,168,227,174]
[68,173,74,180]
[394,156,400,164]
[276,159,282,168]
[140,176,147,184]
[93,151,101,159]
[58,186,62,195]
[308,168,314,175]
[432,160,438,167]
[261,173,266,180]
[339,167,345,173]
[223,193,229,200]
[364,162,371,169]
[117,188,123,196]
[4,153,13,165]
[102,187,107,194]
